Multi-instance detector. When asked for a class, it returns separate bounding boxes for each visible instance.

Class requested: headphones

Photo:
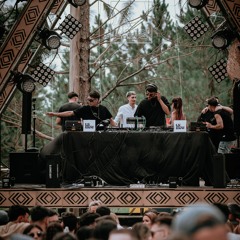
[145,83,158,92]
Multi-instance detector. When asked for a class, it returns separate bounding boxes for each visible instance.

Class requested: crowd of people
[0,202,240,240]
[46,83,236,153]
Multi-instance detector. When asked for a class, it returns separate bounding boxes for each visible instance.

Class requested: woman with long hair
[169,97,186,126]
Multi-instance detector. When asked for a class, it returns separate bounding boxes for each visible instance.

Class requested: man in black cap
[56,91,81,131]
[134,84,170,127]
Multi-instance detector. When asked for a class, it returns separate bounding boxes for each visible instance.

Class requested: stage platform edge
[0,186,239,208]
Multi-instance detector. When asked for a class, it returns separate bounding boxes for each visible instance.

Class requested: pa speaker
[225,153,240,179]
[10,152,45,184]
[213,154,226,188]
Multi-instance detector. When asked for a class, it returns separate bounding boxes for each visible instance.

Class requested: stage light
[208,58,228,83]
[188,0,208,10]
[211,27,236,50]
[68,0,86,8]
[59,14,82,39]
[39,29,62,50]
[31,63,55,87]
[183,16,209,41]
[11,73,35,93]
[20,77,35,93]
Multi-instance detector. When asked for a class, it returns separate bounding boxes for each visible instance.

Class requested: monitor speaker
[10,152,45,184]
[45,155,61,188]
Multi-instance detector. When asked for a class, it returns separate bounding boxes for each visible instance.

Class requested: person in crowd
[23,224,44,240]
[96,206,111,217]
[212,203,234,232]
[93,219,117,240]
[87,200,103,213]
[110,212,124,229]
[172,203,235,240]
[0,210,9,226]
[78,212,100,228]
[204,97,236,154]
[132,222,151,240]
[142,209,158,228]
[109,228,138,240]
[76,225,94,240]
[48,209,60,224]
[45,222,63,240]
[56,91,81,131]
[47,90,117,128]
[134,84,170,127]
[52,232,77,240]
[0,205,30,238]
[151,215,173,240]
[114,91,138,128]
[61,212,78,234]
[197,97,234,150]
[228,203,240,234]
[30,206,50,233]
[168,97,186,127]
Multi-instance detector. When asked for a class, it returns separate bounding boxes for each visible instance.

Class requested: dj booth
[39,130,217,187]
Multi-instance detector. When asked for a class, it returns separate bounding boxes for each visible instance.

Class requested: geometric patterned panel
[221,0,240,32]
[9,192,34,205]
[204,0,220,17]
[51,0,65,14]
[204,192,229,204]
[233,193,240,204]
[37,191,62,206]
[92,191,116,205]
[0,187,239,208]
[175,191,199,205]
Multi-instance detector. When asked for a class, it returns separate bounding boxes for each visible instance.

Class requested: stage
[0,185,240,208]
[4,130,240,209]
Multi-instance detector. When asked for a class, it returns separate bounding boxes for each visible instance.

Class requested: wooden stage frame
[0,186,239,209]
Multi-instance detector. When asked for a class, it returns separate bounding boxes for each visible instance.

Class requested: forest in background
[0,0,234,166]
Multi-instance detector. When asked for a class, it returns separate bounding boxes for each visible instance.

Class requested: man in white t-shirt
[114,91,137,128]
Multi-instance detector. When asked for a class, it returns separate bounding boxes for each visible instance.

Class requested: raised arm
[46,111,74,118]
[156,92,170,115]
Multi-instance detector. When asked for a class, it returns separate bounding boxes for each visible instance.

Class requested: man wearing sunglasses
[47,90,116,128]
[134,84,170,127]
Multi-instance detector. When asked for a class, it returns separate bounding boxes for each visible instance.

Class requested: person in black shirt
[56,91,81,131]
[198,98,234,151]
[47,90,116,128]
[134,83,171,127]
[204,97,236,153]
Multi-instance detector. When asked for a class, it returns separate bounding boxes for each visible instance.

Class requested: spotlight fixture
[39,29,62,50]
[31,63,55,87]
[211,27,236,50]
[188,0,208,10]
[183,16,209,41]
[10,72,35,93]
[59,14,82,39]
[68,0,86,8]
[208,58,228,83]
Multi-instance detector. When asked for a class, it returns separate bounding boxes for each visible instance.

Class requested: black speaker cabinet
[45,155,61,188]
[225,153,240,179]
[213,154,226,188]
[10,152,45,184]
